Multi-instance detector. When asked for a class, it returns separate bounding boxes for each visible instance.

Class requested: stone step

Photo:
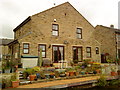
[20,81,31,85]
[19,77,24,79]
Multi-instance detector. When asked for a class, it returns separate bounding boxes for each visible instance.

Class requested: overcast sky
[0,0,119,39]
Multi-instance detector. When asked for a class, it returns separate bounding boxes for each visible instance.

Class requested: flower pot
[117,70,120,75]
[65,72,69,76]
[29,75,36,81]
[12,81,19,88]
[69,72,75,76]
[111,71,116,76]
[93,71,97,74]
[36,73,40,79]
[81,71,85,75]
[75,72,79,76]
[50,74,55,78]
[85,72,89,74]
[96,69,100,74]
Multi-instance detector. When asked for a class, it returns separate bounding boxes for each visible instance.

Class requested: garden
[1,58,120,89]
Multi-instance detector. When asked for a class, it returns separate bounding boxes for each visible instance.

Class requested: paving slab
[17,76,100,88]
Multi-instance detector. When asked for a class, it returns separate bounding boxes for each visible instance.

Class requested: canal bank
[3,75,119,90]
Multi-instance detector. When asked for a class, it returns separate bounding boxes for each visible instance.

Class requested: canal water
[52,83,120,90]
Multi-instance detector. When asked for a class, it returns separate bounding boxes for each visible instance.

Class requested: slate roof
[0,38,13,45]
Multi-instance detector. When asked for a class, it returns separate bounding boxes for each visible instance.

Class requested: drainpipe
[115,33,118,60]
[18,42,20,63]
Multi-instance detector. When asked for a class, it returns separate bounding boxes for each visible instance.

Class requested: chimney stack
[110,24,114,28]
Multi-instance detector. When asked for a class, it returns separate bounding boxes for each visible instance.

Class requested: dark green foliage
[97,76,108,87]
[108,79,120,85]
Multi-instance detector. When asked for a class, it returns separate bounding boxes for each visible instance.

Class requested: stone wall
[13,2,101,64]
[95,25,116,60]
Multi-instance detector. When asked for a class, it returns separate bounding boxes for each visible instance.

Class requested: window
[23,43,29,54]
[52,24,59,36]
[38,44,46,58]
[52,45,64,63]
[76,28,82,39]
[118,34,120,41]
[86,47,91,58]
[73,47,82,62]
[96,47,99,54]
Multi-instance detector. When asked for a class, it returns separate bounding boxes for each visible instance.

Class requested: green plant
[97,75,108,87]
[23,70,29,79]
[26,68,35,75]
[107,59,114,63]
[111,66,116,72]
[66,68,76,72]
[40,71,45,79]
[32,66,40,72]
[73,60,78,63]
[108,79,120,85]
[54,71,60,77]
[11,73,17,81]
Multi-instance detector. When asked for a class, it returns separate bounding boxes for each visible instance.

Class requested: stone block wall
[12,2,101,64]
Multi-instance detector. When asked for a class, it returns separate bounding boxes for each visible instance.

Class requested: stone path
[17,76,100,88]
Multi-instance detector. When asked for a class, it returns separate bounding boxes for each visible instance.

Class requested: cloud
[0,0,119,38]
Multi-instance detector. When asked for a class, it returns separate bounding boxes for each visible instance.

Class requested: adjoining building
[95,25,120,63]
[0,38,13,60]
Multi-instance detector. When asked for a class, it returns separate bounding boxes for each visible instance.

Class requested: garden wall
[21,58,38,68]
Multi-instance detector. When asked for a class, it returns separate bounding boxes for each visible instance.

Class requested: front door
[73,46,83,62]
[52,45,64,63]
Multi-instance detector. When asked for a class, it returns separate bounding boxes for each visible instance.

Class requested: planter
[96,69,100,74]
[85,72,89,74]
[81,71,85,75]
[12,81,19,88]
[50,74,55,78]
[59,74,66,77]
[111,72,116,76]
[69,72,75,76]
[117,70,120,75]
[5,69,10,73]
[29,75,36,81]
[75,72,79,76]
[93,71,97,74]
[36,73,40,79]
[65,72,69,76]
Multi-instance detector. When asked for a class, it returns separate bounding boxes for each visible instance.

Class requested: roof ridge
[96,25,119,30]
[32,2,70,17]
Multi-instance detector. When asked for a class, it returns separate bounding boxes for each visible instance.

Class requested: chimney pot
[110,24,114,28]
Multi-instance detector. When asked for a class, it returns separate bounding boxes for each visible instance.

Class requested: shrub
[97,75,108,87]
[32,66,40,72]
[108,79,120,85]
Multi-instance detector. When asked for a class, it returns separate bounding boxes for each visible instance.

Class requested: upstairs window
[52,24,59,36]
[38,44,46,58]
[23,43,29,54]
[96,47,99,54]
[86,47,91,58]
[76,28,82,39]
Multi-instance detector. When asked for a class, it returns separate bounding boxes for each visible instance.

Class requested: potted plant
[40,71,45,79]
[59,71,66,77]
[117,70,120,75]
[27,68,36,81]
[111,67,116,76]
[11,79,20,88]
[23,69,29,79]
[54,71,60,78]
[50,72,55,78]
[11,73,20,88]
[67,68,76,76]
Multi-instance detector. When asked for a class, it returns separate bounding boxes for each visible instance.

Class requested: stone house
[0,38,13,60]
[8,2,101,68]
[95,25,120,63]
